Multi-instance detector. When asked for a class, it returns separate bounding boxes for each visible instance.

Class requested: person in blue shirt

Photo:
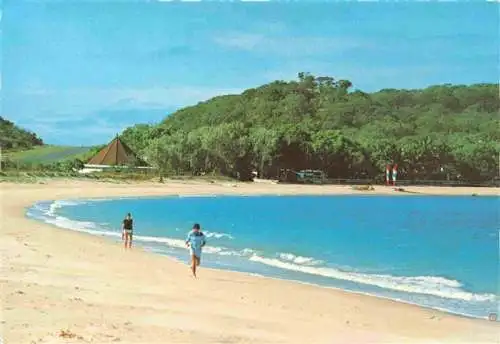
[185,223,206,277]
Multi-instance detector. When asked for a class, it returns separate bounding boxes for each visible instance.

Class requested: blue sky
[1,1,498,145]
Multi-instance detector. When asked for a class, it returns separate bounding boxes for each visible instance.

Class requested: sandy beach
[1,180,498,344]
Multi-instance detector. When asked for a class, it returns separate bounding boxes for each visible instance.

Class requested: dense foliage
[0,116,44,150]
[121,73,499,182]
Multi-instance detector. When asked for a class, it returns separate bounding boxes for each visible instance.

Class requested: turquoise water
[27,195,499,319]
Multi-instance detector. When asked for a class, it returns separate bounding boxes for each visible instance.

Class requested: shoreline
[25,197,495,322]
[3,180,499,343]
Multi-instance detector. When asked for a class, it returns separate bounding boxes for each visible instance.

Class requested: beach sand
[1,180,498,343]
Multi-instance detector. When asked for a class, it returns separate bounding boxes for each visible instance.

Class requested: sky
[1,1,498,145]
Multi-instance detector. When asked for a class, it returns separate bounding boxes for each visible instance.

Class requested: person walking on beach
[121,213,134,249]
[392,164,398,186]
[185,223,206,278]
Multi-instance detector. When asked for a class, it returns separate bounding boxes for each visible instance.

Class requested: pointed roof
[87,136,146,166]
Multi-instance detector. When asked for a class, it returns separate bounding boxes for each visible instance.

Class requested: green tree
[120,74,498,182]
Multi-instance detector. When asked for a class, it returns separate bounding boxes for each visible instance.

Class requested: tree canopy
[0,116,44,150]
[121,73,499,182]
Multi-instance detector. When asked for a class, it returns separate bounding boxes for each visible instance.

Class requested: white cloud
[4,85,245,143]
[18,116,83,125]
[17,85,244,116]
[213,33,264,51]
[213,32,369,56]
[16,113,132,145]
[109,86,244,107]
[26,122,121,145]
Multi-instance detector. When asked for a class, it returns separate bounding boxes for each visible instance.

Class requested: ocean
[27,194,499,320]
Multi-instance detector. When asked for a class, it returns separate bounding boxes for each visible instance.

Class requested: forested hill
[0,116,44,150]
[121,73,499,181]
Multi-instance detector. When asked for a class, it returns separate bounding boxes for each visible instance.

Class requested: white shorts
[190,248,201,258]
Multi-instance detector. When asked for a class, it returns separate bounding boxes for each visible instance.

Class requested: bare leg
[191,254,197,277]
[128,234,133,249]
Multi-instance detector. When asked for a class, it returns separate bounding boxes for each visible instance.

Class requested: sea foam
[27,198,497,315]
[278,252,323,266]
[204,231,234,239]
[249,255,496,302]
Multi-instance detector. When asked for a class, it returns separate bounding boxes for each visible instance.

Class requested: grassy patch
[4,145,93,163]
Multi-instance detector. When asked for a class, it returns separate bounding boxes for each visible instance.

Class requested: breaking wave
[249,255,496,302]
[204,231,234,240]
[26,198,497,319]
